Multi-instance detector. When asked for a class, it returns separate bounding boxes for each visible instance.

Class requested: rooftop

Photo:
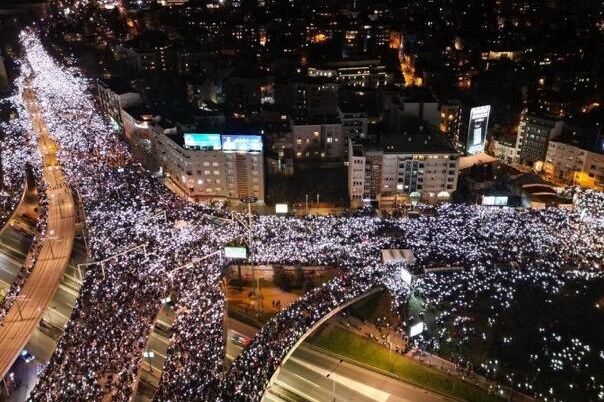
[98,77,136,95]
[382,132,457,155]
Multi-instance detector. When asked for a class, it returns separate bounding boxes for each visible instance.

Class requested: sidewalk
[333,316,535,402]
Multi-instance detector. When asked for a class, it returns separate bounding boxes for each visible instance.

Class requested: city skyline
[0,1,602,402]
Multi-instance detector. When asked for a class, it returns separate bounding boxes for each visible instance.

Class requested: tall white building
[348,133,459,207]
[544,138,604,189]
[151,130,265,203]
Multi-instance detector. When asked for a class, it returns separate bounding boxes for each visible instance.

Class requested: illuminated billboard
[275,204,288,214]
[409,322,425,338]
[224,246,248,259]
[483,196,508,206]
[184,133,221,150]
[221,135,263,152]
[400,267,412,286]
[466,105,491,155]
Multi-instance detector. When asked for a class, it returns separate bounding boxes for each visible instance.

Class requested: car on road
[20,349,35,364]
[230,332,251,348]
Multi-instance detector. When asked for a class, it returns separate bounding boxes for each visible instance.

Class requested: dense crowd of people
[222,265,390,400]
[30,250,164,401]
[0,177,47,323]
[0,69,47,323]
[0,86,36,227]
[7,31,604,402]
[154,257,225,401]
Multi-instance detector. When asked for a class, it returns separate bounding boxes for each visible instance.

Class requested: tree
[292,266,305,289]
[303,276,315,293]
[272,265,285,287]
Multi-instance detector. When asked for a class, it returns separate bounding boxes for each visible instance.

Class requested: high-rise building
[439,101,462,148]
[516,111,563,166]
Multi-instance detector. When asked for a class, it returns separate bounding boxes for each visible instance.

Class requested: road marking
[274,378,322,402]
[288,356,391,402]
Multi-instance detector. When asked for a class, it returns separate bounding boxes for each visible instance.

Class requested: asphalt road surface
[223,319,451,402]
[0,83,75,379]
[264,345,453,402]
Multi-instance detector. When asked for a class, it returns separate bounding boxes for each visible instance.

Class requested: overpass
[222,276,384,402]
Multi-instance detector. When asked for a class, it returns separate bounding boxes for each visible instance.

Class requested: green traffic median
[310,325,504,402]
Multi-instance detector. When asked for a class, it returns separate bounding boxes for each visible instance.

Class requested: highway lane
[0,182,38,294]
[132,304,451,402]
[224,319,450,402]
[23,232,86,363]
[0,83,76,379]
[132,305,176,402]
[265,345,452,402]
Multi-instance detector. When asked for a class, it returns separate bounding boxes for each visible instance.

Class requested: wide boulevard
[0,82,75,379]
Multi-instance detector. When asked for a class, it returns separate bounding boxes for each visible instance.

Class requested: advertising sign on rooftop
[466,105,491,155]
[221,135,263,152]
[184,133,222,150]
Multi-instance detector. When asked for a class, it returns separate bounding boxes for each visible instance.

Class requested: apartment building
[544,126,604,189]
[151,130,264,203]
[348,133,459,207]
[291,118,346,161]
[516,111,563,166]
[96,78,143,130]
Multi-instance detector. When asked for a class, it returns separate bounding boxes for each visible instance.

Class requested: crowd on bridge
[6,30,604,402]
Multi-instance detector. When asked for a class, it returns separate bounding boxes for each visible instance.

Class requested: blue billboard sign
[184,133,221,149]
[221,135,263,152]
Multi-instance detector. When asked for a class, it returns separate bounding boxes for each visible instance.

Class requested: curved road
[0,82,75,379]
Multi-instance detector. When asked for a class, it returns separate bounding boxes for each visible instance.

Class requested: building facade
[439,102,462,149]
[96,79,143,129]
[491,137,518,164]
[337,106,369,143]
[292,121,345,160]
[516,112,563,166]
[348,135,459,207]
[544,141,604,189]
[150,130,265,203]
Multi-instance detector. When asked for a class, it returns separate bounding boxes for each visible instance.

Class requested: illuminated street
[0,80,75,380]
[0,2,603,402]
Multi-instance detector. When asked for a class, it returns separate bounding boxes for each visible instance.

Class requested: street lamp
[47,230,62,260]
[325,359,343,401]
[5,295,28,321]
[239,195,261,316]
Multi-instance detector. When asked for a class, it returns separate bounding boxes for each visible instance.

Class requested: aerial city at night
[0,0,602,401]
